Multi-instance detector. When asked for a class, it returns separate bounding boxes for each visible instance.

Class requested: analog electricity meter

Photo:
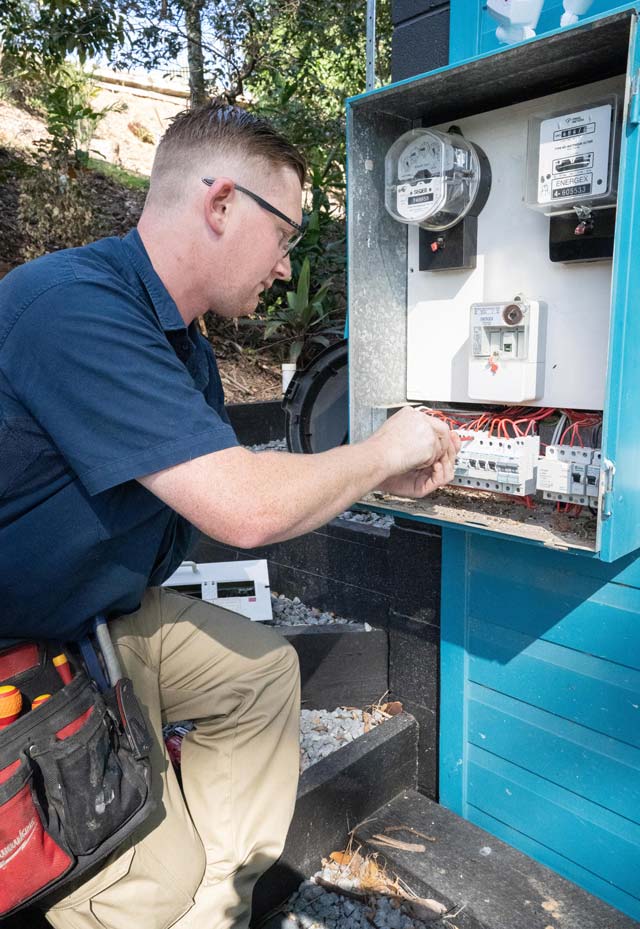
[385,128,490,231]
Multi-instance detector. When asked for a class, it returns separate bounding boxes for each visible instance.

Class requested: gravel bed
[335,510,395,531]
[276,876,441,929]
[299,707,387,772]
[248,438,288,452]
[270,592,361,627]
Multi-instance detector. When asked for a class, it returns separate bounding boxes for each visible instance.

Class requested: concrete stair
[260,788,640,929]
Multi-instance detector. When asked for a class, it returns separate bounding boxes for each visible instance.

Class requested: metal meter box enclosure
[346,8,640,563]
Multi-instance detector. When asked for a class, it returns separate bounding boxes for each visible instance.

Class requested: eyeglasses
[202,176,304,257]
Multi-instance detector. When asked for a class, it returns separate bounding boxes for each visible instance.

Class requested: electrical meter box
[346,8,640,562]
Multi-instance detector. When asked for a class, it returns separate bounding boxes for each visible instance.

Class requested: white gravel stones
[248,438,288,452]
[270,592,359,627]
[336,510,395,531]
[299,707,387,772]
[276,877,434,929]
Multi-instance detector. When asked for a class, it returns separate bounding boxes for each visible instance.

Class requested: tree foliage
[248,0,391,169]
[109,0,291,106]
[105,0,391,166]
[1,0,392,360]
[1,0,124,68]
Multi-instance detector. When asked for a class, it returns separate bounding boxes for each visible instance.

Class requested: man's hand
[376,460,455,499]
[366,407,460,498]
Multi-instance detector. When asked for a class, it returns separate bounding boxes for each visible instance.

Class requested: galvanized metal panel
[346,104,410,444]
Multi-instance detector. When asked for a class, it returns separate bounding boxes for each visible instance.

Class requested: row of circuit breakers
[385,96,619,405]
[451,434,600,505]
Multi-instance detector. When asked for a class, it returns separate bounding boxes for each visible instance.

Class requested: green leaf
[263,320,282,339]
[296,257,311,308]
[289,340,303,364]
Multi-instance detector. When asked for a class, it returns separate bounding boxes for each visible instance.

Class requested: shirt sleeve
[1,277,239,495]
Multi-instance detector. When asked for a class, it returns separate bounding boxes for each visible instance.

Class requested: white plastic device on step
[162,560,272,621]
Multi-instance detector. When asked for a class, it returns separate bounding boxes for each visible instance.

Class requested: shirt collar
[122,228,187,333]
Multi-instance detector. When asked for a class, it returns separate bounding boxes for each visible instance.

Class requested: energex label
[471,304,507,357]
[537,103,612,206]
[396,177,443,221]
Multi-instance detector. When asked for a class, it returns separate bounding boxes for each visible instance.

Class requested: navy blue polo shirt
[0,229,239,645]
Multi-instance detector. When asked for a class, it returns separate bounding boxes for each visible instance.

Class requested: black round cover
[282,340,349,454]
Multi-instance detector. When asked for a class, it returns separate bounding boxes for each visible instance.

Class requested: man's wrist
[361,432,396,486]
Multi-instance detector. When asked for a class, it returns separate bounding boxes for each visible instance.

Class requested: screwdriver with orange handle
[53,652,73,686]
[31,694,52,710]
[0,685,22,728]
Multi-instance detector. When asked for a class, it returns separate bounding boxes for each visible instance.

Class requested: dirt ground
[0,89,284,404]
[0,83,184,177]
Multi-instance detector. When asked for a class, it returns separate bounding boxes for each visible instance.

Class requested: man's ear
[204,177,236,235]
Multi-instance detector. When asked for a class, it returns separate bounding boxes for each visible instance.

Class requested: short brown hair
[150,100,306,204]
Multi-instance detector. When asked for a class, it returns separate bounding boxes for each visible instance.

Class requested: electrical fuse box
[347,9,640,560]
[453,432,539,496]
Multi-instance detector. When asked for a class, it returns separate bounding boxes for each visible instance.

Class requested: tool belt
[0,640,155,918]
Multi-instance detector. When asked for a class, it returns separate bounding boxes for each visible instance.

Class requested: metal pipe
[366,0,376,91]
[94,615,123,686]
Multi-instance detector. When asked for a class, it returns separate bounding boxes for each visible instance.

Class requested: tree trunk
[184,0,207,107]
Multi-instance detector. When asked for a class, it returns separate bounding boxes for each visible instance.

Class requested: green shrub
[263,257,342,364]
[17,167,97,261]
[35,65,125,168]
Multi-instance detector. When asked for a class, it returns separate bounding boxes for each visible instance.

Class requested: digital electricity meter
[385,128,489,231]
[525,97,619,215]
[468,298,547,402]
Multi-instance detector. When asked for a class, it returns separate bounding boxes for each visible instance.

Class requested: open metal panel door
[599,8,640,563]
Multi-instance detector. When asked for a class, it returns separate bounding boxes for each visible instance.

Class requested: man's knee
[276,638,300,688]
[257,630,300,689]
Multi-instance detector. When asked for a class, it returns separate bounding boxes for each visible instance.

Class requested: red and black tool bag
[0,647,154,918]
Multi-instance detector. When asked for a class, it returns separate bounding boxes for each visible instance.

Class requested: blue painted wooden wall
[439,529,640,919]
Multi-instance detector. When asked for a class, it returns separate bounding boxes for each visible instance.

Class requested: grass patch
[87,157,149,190]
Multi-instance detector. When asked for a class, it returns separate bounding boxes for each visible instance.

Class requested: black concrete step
[226,400,285,446]
[279,623,388,710]
[352,789,639,929]
[251,712,418,927]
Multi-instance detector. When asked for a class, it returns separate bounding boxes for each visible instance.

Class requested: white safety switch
[468,298,547,402]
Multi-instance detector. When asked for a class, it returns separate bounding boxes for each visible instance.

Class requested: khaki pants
[45,587,301,929]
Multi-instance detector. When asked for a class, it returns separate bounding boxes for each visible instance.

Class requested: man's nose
[273,253,292,281]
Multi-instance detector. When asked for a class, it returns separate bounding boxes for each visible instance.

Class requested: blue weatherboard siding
[439,529,640,920]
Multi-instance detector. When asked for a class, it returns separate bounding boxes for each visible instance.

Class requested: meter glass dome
[385,128,484,231]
